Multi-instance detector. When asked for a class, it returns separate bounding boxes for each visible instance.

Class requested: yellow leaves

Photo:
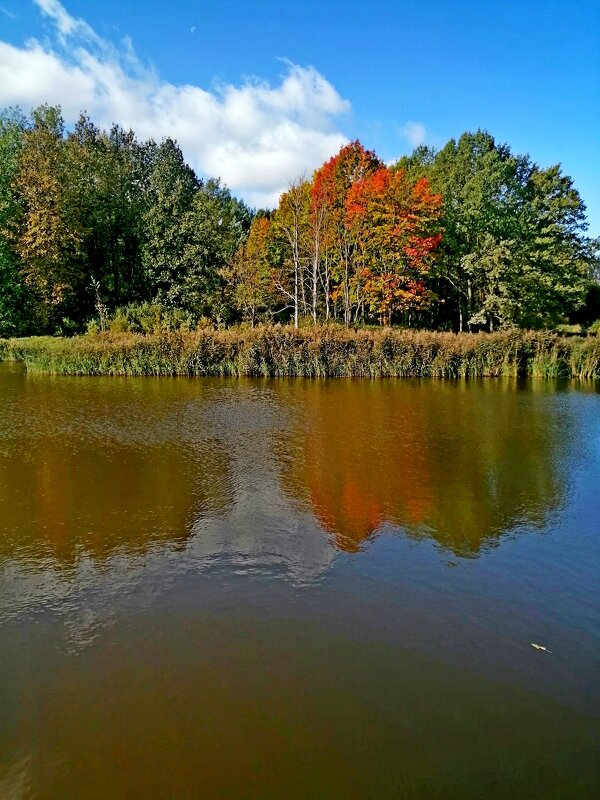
[12,121,87,308]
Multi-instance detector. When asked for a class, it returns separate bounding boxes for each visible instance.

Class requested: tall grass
[2,327,599,379]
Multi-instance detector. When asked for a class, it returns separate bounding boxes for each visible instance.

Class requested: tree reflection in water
[280,379,574,556]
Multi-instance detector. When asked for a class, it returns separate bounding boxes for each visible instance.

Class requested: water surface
[1,363,599,798]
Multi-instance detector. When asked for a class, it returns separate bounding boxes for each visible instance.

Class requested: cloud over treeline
[0,0,351,207]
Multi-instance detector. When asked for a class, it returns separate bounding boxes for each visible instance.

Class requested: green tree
[184,178,251,320]
[396,131,593,330]
[141,137,198,307]
[0,108,33,336]
[513,164,591,328]
[59,116,145,324]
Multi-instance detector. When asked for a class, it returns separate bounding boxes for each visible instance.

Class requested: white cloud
[1,1,350,207]
[401,121,427,148]
[34,0,99,45]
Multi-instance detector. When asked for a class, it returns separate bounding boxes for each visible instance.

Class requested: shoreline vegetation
[2,327,599,379]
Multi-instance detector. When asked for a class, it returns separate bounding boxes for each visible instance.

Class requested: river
[0,362,598,798]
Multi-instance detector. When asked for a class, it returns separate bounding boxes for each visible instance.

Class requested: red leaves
[345,166,442,321]
[404,233,443,261]
[311,140,382,216]
[279,138,444,325]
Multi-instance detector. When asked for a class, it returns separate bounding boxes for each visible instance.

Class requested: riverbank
[2,327,600,378]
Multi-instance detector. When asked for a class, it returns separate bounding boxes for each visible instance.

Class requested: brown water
[0,362,599,799]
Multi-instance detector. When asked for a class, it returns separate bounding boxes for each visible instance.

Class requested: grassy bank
[1,327,600,379]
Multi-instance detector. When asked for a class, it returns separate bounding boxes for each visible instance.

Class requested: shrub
[554,323,583,336]
[587,319,600,336]
[96,303,197,335]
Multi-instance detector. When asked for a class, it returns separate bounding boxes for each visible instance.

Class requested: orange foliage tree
[311,141,382,325]
[346,168,442,325]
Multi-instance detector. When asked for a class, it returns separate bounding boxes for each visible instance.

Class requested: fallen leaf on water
[530,643,552,653]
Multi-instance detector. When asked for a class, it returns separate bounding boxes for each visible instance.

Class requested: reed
[2,327,599,379]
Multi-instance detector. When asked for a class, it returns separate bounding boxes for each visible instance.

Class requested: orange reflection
[282,380,567,555]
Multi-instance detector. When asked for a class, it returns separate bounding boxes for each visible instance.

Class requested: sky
[0,0,598,233]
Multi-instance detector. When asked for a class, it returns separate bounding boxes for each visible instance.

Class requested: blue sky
[1,0,598,233]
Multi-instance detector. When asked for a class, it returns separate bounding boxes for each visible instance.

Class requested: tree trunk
[294,260,299,329]
[325,252,330,321]
[467,279,473,332]
[344,256,350,327]
[312,253,318,324]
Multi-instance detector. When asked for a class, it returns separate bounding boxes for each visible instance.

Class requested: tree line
[1,104,598,337]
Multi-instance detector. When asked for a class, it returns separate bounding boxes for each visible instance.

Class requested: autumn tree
[272,178,311,328]
[224,213,274,326]
[308,173,333,322]
[311,141,382,325]
[346,168,442,325]
[11,105,88,330]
